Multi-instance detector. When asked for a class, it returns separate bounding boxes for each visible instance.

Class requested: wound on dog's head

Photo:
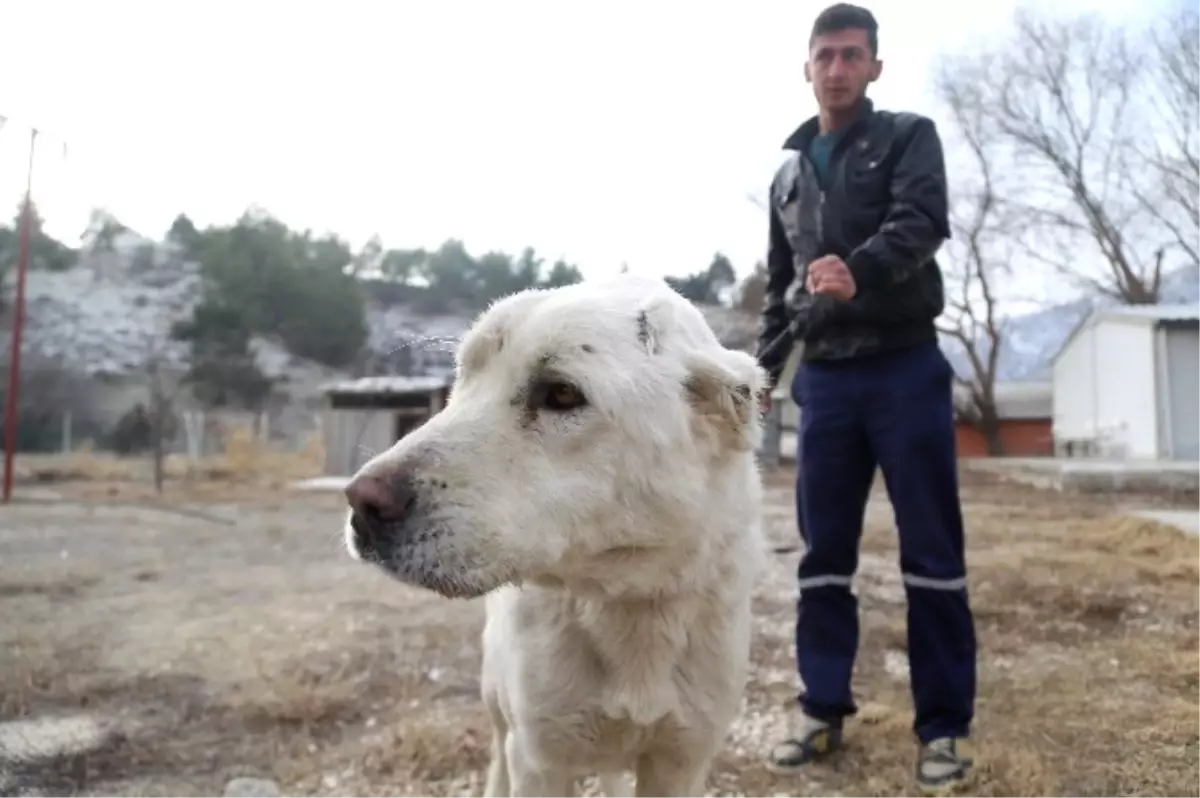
[637,312,651,347]
[636,310,661,355]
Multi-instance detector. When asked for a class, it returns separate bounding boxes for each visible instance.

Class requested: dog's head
[342,275,767,598]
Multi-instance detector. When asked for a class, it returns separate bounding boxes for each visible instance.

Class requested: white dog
[343,275,767,796]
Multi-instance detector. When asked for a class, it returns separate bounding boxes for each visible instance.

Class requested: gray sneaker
[916,737,974,794]
[765,712,844,773]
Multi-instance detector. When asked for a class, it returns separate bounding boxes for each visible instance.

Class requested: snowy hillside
[4,241,1196,387]
[3,232,200,375]
[1,238,470,382]
[2,244,764,382]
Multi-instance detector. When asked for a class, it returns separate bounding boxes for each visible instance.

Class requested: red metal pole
[2,128,37,503]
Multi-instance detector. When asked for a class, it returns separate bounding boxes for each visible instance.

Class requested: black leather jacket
[755,99,951,389]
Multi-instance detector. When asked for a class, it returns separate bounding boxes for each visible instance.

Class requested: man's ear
[868,59,883,83]
[683,347,768,454]
[804,61,813,84]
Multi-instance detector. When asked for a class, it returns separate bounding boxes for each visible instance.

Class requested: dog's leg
[507,770,574,797]
[484,726,510,797]
[633,754,709,798]
[482,680,511,797]
[505,734,575,797]
[597,771,633,797]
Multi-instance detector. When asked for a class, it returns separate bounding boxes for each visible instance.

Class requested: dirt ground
[1,454,1197,797]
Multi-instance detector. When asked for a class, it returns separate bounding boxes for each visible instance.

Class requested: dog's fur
[343,275,766,796]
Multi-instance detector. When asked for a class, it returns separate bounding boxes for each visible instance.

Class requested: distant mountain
[940,266,1200,382]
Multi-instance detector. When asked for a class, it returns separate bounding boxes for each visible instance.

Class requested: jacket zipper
[817,190,826,254]
[787,185,827,345]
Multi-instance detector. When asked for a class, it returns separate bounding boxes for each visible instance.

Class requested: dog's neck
[575,590,697,725]
[539,516,756,600]
[535,543,701,600]
[535,561,750,726]
[542,466,762,601]
[522,515,761,725]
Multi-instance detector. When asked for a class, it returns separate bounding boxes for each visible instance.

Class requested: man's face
[804,28,882,114]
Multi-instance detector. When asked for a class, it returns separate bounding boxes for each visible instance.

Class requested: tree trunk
[979,404,1005,457]
[152,397,165,493]
[150,366,166,494]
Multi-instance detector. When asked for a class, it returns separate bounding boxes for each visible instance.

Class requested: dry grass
[0,629,481,796]
[828,477,1200,797]
[1,631,102,719]
[1,465,1197,797]
[12,426,324,503]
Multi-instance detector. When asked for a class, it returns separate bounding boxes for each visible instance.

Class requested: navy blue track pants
[791,341,976,743]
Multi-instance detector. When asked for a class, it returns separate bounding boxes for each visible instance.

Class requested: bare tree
[138,340,186,494]
[147,356,170,493]
[736,261,768,316]
[1134,4,1199,267]
[949,10,1182,304]
[935,59,1014,455]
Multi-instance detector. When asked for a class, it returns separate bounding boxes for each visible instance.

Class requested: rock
[222,777,281,797]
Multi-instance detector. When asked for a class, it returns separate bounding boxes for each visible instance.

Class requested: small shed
[1052,304,1200,460]
[953,381,1054,457]
[321,375,452,476]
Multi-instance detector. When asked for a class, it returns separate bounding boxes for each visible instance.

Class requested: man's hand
[759,391,772,415]
[805,255,857,301]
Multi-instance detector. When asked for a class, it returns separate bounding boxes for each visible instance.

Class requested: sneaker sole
[918,770,975,796]
[764,760,812,776]
[763,745,843,775]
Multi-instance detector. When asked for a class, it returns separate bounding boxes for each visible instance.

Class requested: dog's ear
[683,347,768,453]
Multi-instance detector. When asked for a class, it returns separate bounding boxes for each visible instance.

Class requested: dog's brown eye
[543,382,587,412]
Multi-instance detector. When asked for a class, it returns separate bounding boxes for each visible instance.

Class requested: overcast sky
[0,0,1163,296]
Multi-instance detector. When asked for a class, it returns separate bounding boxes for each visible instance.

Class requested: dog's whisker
[383,334,463,358]
[327,524,348,549]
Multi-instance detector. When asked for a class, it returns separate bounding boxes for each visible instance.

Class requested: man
[755,4,977,793]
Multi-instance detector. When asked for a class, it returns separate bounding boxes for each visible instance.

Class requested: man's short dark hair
[810,3,879,58]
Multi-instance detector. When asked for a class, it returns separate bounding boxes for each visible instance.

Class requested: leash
[758,312,803,368]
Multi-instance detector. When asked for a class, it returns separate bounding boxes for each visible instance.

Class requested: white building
[1052,304,1200,461]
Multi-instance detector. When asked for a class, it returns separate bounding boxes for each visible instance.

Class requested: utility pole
[2,126,38,503]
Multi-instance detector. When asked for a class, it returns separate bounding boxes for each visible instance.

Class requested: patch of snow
[293,477,351,491]
[1124,509,1200,536]
[0,713,110,760]
[3,248,201,376]
[883,649,909,681]
[223,777,281,797]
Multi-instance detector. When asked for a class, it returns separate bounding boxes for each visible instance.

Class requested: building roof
[322,375,452,396]
[1095,303,1200,322]
[1052,302,1200,365]
[954,380,1052,420]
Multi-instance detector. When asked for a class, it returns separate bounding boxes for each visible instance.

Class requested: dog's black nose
[344,472,418,526]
